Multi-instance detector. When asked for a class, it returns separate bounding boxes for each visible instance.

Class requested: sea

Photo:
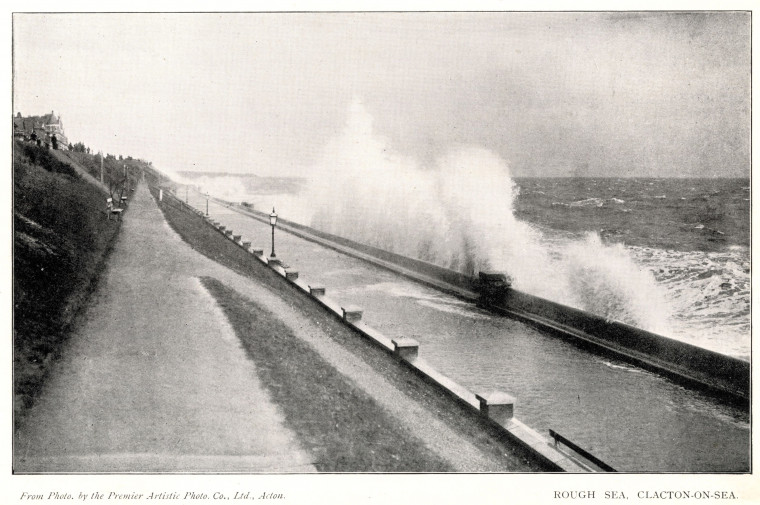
[180,172,750,361]
[512,177,750,360]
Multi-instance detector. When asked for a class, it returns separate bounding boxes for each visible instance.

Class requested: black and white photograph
[6,5,756,504]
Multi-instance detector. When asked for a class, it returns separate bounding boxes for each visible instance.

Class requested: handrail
[549,429,616,472]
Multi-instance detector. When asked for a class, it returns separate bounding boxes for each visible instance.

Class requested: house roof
[14,111,62,130]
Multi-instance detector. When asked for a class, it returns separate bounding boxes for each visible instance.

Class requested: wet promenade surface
[196,193,749,472]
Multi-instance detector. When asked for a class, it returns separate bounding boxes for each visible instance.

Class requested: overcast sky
[13,11,750,177]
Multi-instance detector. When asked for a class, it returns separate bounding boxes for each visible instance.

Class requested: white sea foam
[554,197,625,208]
[630,246,749,357]
[297,99,675,333]
[568,197,605,207]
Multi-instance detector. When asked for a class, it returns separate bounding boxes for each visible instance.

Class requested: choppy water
[516,178,749,251]
[514,177,750,359]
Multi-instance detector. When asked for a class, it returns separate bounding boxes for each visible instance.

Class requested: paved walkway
[15,181,514,473]
[14,183,315,473]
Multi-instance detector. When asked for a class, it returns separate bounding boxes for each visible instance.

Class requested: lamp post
[269,207,278,259]
[205,192,209,216]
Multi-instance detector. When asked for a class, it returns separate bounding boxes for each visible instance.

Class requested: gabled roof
[13,112,64,133]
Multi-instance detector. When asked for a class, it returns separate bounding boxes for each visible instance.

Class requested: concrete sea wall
[231,203,749,405]
[488,289,749,402]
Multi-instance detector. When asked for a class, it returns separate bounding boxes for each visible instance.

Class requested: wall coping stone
[341,305,363,323]
[392,338,420,361]
[309,285,326,296]
[285,269,299,281]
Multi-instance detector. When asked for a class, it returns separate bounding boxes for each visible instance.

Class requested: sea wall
[257,210,480,295]
[487,288,749,402]
[232,203,749,404]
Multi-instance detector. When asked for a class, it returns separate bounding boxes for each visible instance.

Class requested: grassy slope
[201,276,451,472]
[155,188,547,472]
[13,142,137,422]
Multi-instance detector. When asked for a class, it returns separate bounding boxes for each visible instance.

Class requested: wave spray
[301,100,672,334]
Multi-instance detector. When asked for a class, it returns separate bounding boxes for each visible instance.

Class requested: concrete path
[14,183,315,473]
[15,181,514,473]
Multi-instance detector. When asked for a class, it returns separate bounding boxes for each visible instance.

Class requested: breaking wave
[300,99,673,333]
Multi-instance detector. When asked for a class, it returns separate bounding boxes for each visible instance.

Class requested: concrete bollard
[233,234,242,242]
[251,248,264,256]
[475,391,515,425]
[341,306,363,323]
[225,230,233,237]
[268,257,282,266]
[309,285,326,297]
[285,269,299,281]
[392,338,419,361]
[219,225,226,231]
[242,241,251,249]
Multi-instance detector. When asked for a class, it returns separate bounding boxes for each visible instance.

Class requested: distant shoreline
[173,171,749,181]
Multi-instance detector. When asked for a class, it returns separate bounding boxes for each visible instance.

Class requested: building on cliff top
[13,111,69,150]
